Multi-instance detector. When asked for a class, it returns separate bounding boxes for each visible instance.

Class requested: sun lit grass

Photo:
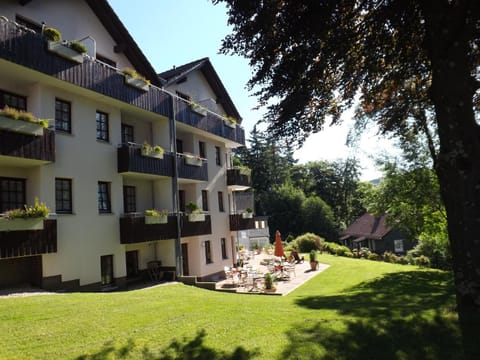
[0,254,460,359]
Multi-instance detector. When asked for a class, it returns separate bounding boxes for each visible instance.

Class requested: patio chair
[291,250,304,264]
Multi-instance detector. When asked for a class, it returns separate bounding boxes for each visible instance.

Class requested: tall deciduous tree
[214,0,480,355]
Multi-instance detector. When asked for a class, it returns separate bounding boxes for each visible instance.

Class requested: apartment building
[0,0,254,290]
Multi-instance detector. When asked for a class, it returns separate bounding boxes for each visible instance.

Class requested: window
[215,146,221,166]
[100,255,114,286]
[201,190,209,211]
[217,191,224,212]
[96,111,109,141]
[0,89,26,110]
[98,181,111,213]
[176,91,190,101]
[0,177,25,212]
[55,178,72,213]
[176,139,183,154]
[255,221,266,229]
[394,239,404,253]
[221,238,228,259]
[199,141,206,158]
[55,99,71,133]
[179,190,186,212]
[121,124,134,144]
[204,240,212,264]
[123,186,136,213]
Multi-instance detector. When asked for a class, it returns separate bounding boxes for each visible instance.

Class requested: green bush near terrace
[323,241,353,257]
[289,232,323,253]
[0,255,461,359]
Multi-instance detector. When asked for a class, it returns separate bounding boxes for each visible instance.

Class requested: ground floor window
[394,239,404,253]
[100,255,114,286]
[204,240,213,264]
[221,238,228,259]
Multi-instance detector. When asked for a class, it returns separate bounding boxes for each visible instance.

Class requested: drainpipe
[170,96,183,278]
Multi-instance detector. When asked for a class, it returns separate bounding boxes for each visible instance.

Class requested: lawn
[0,255,461,359]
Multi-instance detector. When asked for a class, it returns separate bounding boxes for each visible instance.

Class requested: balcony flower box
[141,143,164,159]
[0,218,44,231]
[124,75,149,91]
[188,213,205,222]
[191,103,207,116]
[47,41,84,64]
[0,114,44,136]
[224,118,236,129]
[145,215,168,224]
[242,212,253,219]
[184,154,202,167]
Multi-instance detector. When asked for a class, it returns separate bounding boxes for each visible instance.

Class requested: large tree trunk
[423,2,480,358]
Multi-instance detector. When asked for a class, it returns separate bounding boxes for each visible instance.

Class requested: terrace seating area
[217,252,329,295]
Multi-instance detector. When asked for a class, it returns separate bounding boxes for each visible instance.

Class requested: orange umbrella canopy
[274,230,285,258]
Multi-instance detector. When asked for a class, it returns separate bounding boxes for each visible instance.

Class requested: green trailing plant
[153,145,164,155]
[0,106,49,128]
[144,209,159,217]
[43,27,61,42]
[5,197,50,219]
[122,67,150,84]
[246,207,253,213]
[68,40,87,54]
[186,202,199,213]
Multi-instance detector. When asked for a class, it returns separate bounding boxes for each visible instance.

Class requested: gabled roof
[342,213,393,240]
[85,0,163,87]
[158,57,242,123]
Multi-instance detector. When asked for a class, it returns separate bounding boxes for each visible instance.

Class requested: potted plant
[0,106,48,136]
[223,115,237,128]
[144,209,168,224]
[152,145,164,159]
[242,207,254,219]
[184,153,203,167]
[141,142,151,156]
[190,101,207,116]
[122,67,150,91]
[0,197,49,231]
[310,250,319,271]
[186,202,205,222]
[44,27,86,64]
[263,273,276,293]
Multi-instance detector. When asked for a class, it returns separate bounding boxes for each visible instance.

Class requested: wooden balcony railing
[119,215,178,244]
[227,168,251,189]
[229,214,255,231]
[0,20,246,145]
[0,128,55,163]
[0,219,57,259]
[177,154,208,181]
[117,144,174,177]
[180,214,212,237]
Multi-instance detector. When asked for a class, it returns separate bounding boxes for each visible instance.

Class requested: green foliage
[5,197,49,219]
[186,202,198,213]
[323,242,353,257]
[309,249,317,262]
[0,106,48,128]
[69,40,87,54]
[291,233,323,253]
[43,27,61,42]
[414,255,431,268]
[367,253,380,261]
[383,252,400,264]
[300,196,337,241]
[264,273,273,289]
[122,67,150,84]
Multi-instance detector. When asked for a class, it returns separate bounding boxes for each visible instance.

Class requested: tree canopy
[214,0,480,356]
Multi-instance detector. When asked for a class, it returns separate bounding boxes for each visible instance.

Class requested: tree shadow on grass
[76,329,260,360]
[280,270,462,359]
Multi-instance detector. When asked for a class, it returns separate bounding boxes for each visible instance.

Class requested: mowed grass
[0,255,461,359]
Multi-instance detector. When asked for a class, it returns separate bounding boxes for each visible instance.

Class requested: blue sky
[108,0,395,180]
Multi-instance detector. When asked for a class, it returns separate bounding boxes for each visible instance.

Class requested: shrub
[397,256,409,265]
[383,251,400,264]
[367,253,380,261]
[264,273,273,290]
[291,233,323,253]
[309,250,317,262]
[415,255,431,268]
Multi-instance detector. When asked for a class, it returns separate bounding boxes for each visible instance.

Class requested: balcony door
[181,243,189,276]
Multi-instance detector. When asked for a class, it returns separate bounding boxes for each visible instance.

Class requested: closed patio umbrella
[274,230,285,258]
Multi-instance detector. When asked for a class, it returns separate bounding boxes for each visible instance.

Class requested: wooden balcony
[176,100,245,145]
[227,168,251,191]
[180,214,212,237]
[0,20,246,145]
[119,215,178,244]
[229,214,255,231]
[117,144,174,178]
[177,155,208,181]
[0,128,55,165]
[0,219,57,259]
